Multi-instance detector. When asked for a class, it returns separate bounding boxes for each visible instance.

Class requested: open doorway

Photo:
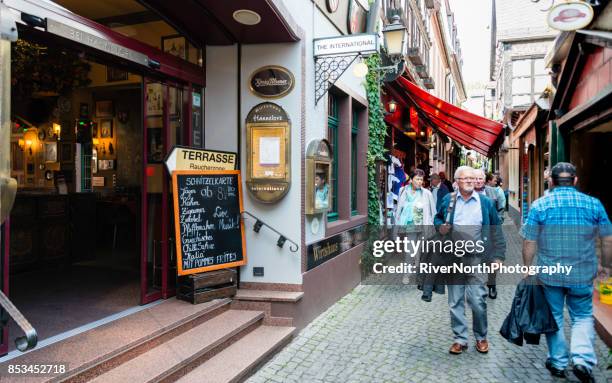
[4,36,143,351]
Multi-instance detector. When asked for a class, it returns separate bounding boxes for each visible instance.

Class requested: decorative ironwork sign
[307,224,366,270]
[249,66,295,99]
[246,103,291,203]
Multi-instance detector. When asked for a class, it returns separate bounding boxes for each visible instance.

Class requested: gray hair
[430,174,440,181]
[454,166,474,180]
[473,168,486,177]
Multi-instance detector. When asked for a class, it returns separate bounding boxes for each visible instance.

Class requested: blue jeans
[542,284,597,370]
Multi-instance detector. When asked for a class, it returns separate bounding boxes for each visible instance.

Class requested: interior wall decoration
[99,119,113,138]
[245,102,291,203]
[162,35,187,60]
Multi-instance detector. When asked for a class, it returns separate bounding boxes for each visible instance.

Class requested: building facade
[0,0,372,364]
[489,0,557,224]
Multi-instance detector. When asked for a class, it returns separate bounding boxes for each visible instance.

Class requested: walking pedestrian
[429,173,449,211]
[483,173,507,299]
[439,171,454,193]
[395,169,436,286]
[435,166,506,354]
[520,162,612,382]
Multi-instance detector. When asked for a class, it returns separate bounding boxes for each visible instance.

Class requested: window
[351,109,359,215]
[327,93,339,221]
[511,57,548,107]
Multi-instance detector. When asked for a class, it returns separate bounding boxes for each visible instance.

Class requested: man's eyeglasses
[457,177,475,181]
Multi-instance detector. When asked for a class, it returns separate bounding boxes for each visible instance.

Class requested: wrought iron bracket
[242,211,299,253]
[314,54,359,105]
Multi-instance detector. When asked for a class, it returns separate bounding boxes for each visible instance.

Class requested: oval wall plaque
[249,66,295,99]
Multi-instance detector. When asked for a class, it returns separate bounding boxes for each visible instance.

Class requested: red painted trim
[6,0,205,86]
[186,85,193,147]
[0,220,10,355]
[161,84,170,299]
[140,79,149,305]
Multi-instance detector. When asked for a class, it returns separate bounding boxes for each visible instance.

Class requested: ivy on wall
[363,54,387,274]
[365,54,387,225]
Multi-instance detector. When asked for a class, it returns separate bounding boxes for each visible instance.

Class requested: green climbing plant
[362,54,388,274]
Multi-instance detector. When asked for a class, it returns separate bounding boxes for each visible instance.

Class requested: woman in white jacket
[394,169,436,285]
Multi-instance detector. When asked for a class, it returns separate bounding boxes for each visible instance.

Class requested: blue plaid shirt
[520,186,612,286]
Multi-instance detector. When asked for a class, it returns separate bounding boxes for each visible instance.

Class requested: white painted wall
[205,45,238,153]
[204,0,368,284]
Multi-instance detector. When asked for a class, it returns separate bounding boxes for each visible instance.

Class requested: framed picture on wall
[162,35,187,60]
[44,142,57,162]
[99,119,113,138]
[146,83,163,116]
[106,66,128,82]
[95,101,113,118]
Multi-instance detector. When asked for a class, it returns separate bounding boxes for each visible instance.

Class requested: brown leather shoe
[476,340,489,353]
[449,343,468,354]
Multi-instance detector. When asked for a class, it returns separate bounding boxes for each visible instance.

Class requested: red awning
[388,77,504,156]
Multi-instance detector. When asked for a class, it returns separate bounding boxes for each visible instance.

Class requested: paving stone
[246,222,612,383]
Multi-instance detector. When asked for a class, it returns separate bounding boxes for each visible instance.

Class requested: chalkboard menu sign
[172,170,247,275]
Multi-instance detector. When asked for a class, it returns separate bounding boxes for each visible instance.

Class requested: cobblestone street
[248,221,612,383]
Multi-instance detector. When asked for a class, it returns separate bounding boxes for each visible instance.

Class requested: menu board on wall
[172,170,247,275]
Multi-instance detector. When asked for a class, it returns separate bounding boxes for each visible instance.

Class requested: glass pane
[166,85,186,290]
[534,58,546,75]
[192,90,203,148]
[144,81,164,296]
[512,59,531,77]
[534,76,548,94]
[512,77,531,95]
[512,95,531,107]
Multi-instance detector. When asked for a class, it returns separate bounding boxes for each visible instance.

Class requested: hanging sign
[314,33,378,57]
[547,1,593,31]
[249,66,295,99]
[165,146,237,173]
[172,170,246,275]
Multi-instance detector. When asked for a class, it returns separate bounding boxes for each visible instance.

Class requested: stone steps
[89,310,265,383]
[175,325,295,383]
[0,298,231,383]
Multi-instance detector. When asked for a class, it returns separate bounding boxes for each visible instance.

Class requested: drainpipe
[366,0,381,33]
[0,2,18,225]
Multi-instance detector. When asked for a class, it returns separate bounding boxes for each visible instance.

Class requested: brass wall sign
[246,102,291,203]
[249,66,295,99]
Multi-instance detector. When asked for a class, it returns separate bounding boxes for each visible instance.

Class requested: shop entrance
[0,36,191,355]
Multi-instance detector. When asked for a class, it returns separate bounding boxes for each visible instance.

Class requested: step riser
[231,333,294,383]
[62,303,231,383]
[158,319,262,383]
[231,301,294,327]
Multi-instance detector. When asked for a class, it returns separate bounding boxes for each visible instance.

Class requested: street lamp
[388,100,397,113]
[382,15,407,58]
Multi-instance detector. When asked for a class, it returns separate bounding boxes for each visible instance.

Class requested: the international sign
[165,146,237,173]
[249,66,295,99]
[314,33,378,57]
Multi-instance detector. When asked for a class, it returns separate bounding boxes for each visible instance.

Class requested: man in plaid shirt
[520,162,612,382]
